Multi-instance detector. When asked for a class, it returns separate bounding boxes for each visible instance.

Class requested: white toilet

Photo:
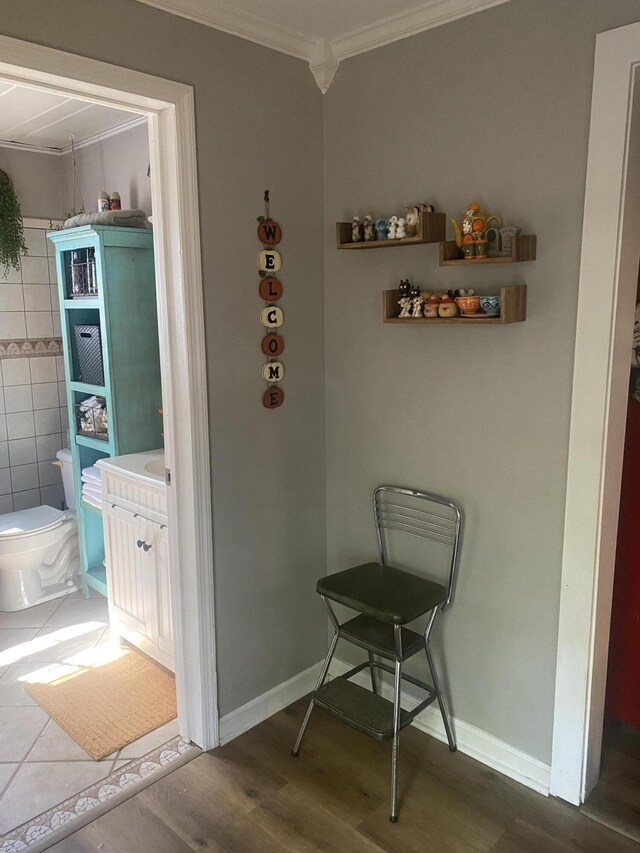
[0,448,80,612]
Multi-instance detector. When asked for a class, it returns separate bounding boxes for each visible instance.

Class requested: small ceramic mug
[479,295,501,316]
[455,295,480,315]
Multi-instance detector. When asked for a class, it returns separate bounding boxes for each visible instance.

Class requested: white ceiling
[136,0,511,91]
[0,82,143,154]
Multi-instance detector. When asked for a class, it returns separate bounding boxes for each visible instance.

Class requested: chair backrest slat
[373,485,463,610]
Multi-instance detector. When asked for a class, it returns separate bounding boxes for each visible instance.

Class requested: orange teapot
[451,203,501,260]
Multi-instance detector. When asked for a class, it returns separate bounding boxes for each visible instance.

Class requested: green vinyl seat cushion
[317,562,446,625]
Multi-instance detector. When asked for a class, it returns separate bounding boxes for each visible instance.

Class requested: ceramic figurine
[438,295,459,318]
[387,215,398,240]
[375,218,388,240]
[398,296,412,318]
[411,296,424,317]
[405,206,420,237]
[351,216,364,242]
[396,217,407,239]
[399,279,412,299]
[419,203,435,213]
[451,203,501,260]
[499,226,521,256]
[486,216,502,256]
[423,294,440,318]
[363,215,376,241]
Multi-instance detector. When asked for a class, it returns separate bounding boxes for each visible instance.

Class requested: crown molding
[331,0,511,60]
[0,115,147,156]
[135,0,315,60]
[133,0,512,91]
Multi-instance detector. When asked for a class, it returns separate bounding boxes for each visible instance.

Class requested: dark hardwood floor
[581,722,640,843]
[51,698,639,852]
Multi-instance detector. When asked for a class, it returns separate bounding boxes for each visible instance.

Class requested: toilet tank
[56,448,76,512]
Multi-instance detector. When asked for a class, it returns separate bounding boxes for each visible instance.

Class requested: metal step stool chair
[291,485,462,823]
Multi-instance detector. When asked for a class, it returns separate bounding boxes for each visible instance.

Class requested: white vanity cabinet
[97,450,174,672]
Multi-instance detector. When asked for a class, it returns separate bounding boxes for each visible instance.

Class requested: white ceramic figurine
[411,296,424,317]
[396,217,407,239]
[388,215,398,239]
[398,295,412,317]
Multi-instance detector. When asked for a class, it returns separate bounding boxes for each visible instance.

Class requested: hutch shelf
[383,285,527,325]
[336,210,446,249]
[439,234,536,266]
[48,225,163,598]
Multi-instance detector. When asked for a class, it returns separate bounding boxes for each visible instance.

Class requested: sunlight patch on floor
[0,621,107,667]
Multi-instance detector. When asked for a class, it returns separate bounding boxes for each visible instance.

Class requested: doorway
[0,32,217,844]
[551,22,640,807]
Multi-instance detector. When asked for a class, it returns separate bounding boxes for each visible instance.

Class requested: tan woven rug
[25,649,177,760]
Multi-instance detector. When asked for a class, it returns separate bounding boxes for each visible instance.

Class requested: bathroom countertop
[96,448,165,487]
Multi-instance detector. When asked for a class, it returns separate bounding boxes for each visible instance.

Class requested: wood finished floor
[51,697,639,852]
[581,723,640,843]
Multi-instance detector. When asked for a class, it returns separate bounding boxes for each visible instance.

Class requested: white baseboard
[217,656,551,797]
[331,658,551,796]
[218,660,322,745]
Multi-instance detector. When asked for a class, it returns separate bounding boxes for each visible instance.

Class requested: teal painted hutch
[48,225,163,598]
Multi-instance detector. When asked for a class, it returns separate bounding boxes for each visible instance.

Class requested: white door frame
[0,36,218,749]
[551,22,640,805]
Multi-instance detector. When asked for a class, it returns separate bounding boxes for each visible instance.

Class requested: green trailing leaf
[0,170,27,278]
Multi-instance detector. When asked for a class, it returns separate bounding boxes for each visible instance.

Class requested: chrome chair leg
[291,629,339,757]
[425,639,456,752]
[368,651,379,695]
[390,626,403,822]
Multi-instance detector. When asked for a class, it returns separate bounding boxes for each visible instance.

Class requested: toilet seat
[0,505,66,540]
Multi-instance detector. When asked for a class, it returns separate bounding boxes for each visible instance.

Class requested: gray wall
[323,0,640,764]
[0,148,65,220]
[62,121,152,217]
[0,0,327,717]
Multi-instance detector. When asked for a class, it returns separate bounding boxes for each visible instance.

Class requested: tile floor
[0,590,178,836]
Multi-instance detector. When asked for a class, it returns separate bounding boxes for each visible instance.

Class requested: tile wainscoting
[0,221,68,513]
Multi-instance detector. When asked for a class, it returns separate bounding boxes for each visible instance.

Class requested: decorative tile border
[0,735,198,852]
[0,339,62,359]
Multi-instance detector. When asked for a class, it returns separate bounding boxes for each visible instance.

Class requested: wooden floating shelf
[383,285,527,325]
[439,234,536,266]
[337,211,446,249]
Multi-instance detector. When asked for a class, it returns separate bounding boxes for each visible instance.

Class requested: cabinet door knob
[136,540,144,549]
[142,542,152,552]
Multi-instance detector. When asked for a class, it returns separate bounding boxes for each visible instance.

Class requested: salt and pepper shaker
[109,191,121,211]
[98,191,109,212]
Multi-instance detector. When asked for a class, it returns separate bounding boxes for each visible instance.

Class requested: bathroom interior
[0,82,181,837]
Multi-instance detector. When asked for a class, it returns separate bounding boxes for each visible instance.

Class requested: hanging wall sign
[260,305,283,328]
[262,333,284,356]
[259,277,283,302]
[262,361,285,383]
[258,191,285,408]
[257,249,282,273]
[257,219,282,245]
[263,387,284,409]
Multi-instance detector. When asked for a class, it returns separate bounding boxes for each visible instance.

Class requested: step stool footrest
[314,677,411,742]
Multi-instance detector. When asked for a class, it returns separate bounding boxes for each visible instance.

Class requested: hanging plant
[0,169,27,278]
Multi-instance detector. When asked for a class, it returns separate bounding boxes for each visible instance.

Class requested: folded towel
[81,466,101,482]
[82,482,102,498]
[82,474,102,488]
[82,493,102,510]
[63,209,148,230]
